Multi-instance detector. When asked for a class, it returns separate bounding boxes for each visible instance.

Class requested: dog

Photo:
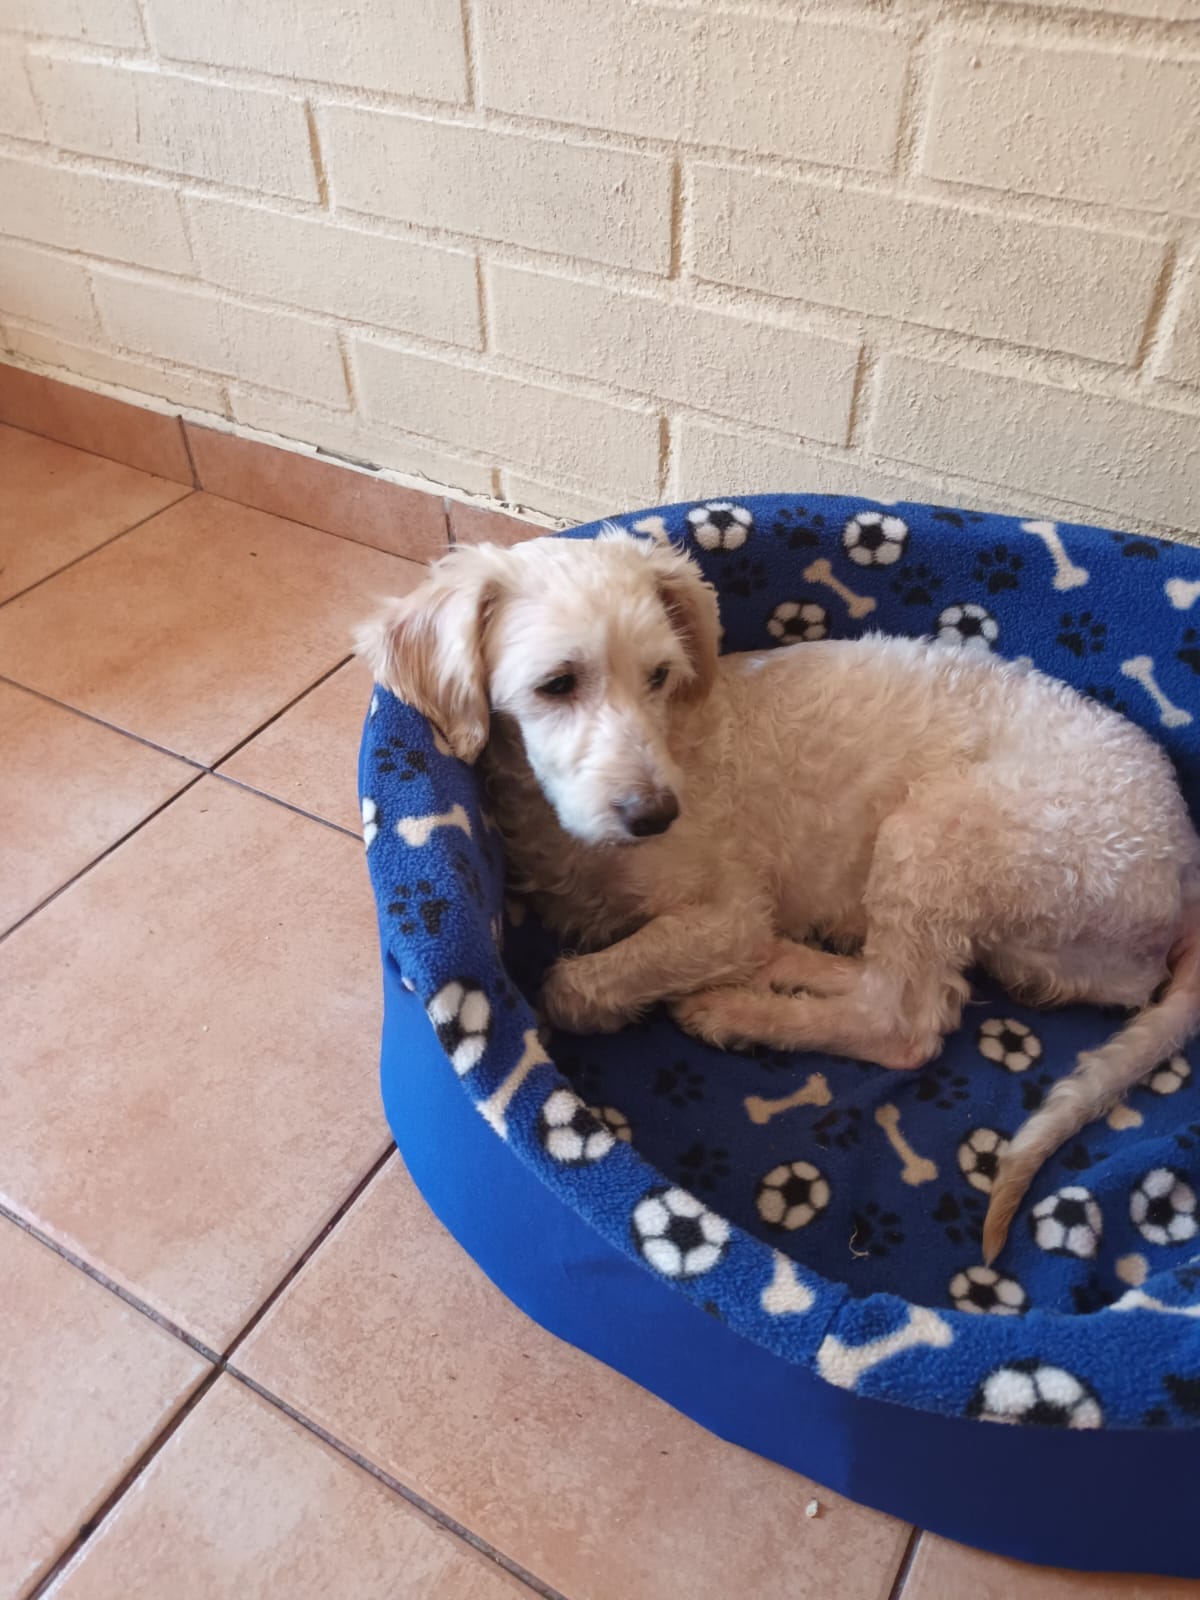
[357,526,1200,1262]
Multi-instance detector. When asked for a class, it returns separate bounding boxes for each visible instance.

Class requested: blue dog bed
[360,496,1200,1577]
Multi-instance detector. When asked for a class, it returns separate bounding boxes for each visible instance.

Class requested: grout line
[0,674,205,767]
[667,157,685,281]
[210,652,356,766]
[0,1205,220,1362]
[0,769,206,946]
[885,1525,923,1600]
[25,1365,224,1600]
[225,1368,572,1600]
[177,411,200,486]
[222,1145,397,1361]
[0,487,195,609]
[459,0,480,110]
[208,770,362,841]
[845,345,876,450]
[1132,240,1183,378]
[304,100,332,208]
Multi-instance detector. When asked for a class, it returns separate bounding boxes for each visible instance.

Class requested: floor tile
[0,424,188,603]
[46,1377,534,1600]
[0,368,196,484]
[239,1160,910,1600]
[0,680,194,933]
[0,492,419,765]
[218,658,372,833]
[186,424,449,561]
[0,777,390,1351]
[0,1219,209,1599]
[902,1535,1197,1599]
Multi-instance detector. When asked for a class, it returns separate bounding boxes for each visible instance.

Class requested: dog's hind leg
[760,940,862,996]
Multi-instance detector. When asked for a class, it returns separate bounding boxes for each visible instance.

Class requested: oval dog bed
[360,496,1200,1577]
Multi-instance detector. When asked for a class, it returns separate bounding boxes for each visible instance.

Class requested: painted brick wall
[1,0,1199,535]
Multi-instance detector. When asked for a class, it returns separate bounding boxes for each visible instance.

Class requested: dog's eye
[648,664,669,690]
[537,672,577,698]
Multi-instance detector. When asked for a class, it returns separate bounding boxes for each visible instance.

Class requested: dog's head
[356,527,721,845]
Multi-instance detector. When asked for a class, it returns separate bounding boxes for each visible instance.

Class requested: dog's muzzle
[614,789,679,839]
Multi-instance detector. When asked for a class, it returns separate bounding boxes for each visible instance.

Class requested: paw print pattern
[771,506,825,549]
[1061,1141,1101,1172]
[1057,611,1106,659]
[675,1141,732,1194]
[1071,1273,1116,1315]
[1177,627,1200,676]
[451,849,485,908]
[725,554,770,597]
[654,1062,705,1108]
[374,738,430,780]
[1084,684,1129,716]
[1111,531,1162,560]
[1020,1071,1056,1113]
[933,1190,985,1246]
[931,508,984,528]
[387,880,451,937]
[972,544,1024,594]
[850,1201,905,1259]
[812,1106,865,1151]
[891,563,943,606]
[1174,1121,1200,1152]
[914,1062,969,1110]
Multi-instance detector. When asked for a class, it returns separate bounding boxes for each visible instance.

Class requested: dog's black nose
[615,791,679,838]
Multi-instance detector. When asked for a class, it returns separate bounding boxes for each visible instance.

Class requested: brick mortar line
[3,125,1195,262]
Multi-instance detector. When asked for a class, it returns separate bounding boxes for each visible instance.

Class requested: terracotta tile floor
[1,422,1176,1599]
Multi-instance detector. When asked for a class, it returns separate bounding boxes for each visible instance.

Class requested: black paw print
[495,973,519,1011]
[890,562,943,606]
[1176,1264,1200,1294]
[931,508,984,528]
[1083,684,1129,716]
[1174,1120,1200,1152]
[387,879,451,937]
[1177,627,1200,676]
[1057,611,1106,659]
[933,1190,985,1246]
[725,554,770,597]
[850,1201,905,1259]
[675,1141,731,1194]
[1020,1071,1055,1112]
[451,849,485,908]
[913,1062,969,1110]
[771,506,824,549]
[654,1062,705,1108]
[375,738,430,780]
[1154,1375,1200,1422]
[812,1106,865,1151]
[972,544,1023,594]
[1061,1141,1101,1172]
[1111,532,1161,561]
[1071,1273,1116,1315]
[558,1054,605,1102]
[746,1045,797,1075]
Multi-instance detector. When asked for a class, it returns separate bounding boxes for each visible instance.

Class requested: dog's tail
[982,909,1200,1265]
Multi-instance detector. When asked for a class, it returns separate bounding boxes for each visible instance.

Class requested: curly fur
[358,530,1200,1263]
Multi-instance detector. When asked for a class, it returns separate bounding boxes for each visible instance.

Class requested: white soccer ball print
[968,1360,1102,1428]
[957,1127,1009,1194]
[538,1088,616,1165]
[632,1185,730,1279]
[1130,1167,1198,1246]
[948,1265,1027,1315]
[842,511,908,567]
[1030,1185,1102,1259]
[686,501,753,551]
[767,600,828,643]
[756,1161,831,1231]
[977,1017,1042,1072]
[936,602,999,652]
[426,980,492,1076]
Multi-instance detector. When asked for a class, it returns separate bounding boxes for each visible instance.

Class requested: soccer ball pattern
[592,1104,633,1143]
[427,980,492,1075]
[1146,1055,1192,1096]
[936,602,999,651]
[1130,1168,1198,1246]
[756,1161,831,1231]
[949,1265,1027,1315]
[968,1360,1102,1428]
[843,512,909,566]
[957,1128,1008,1194]
[767,600,828,643]
[687,501,752,551]
[977,1017,1042,1073]
[1031,1186,1103,1259]
[632,1185,730,1278]
[538,1088,616,1165]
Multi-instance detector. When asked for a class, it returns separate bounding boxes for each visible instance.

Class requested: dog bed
[360,495,1200,1577]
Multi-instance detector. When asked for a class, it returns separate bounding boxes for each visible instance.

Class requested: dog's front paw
[670,990,751,1050]
[540,959,629,1034]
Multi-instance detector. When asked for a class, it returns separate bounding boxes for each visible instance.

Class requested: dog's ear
[355,549,503,762]
[651,545,722,703]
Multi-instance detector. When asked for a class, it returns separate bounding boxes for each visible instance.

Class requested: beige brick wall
[1,0,1198,536]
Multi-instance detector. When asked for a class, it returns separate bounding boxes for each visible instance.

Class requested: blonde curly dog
[358,527,1200,1262]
